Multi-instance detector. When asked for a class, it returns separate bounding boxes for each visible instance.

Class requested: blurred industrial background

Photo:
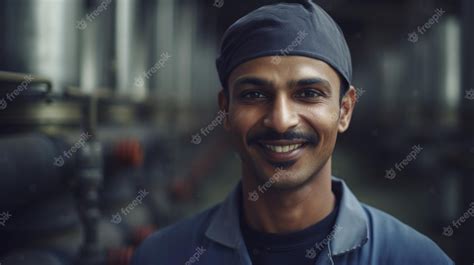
[0,0,472,264]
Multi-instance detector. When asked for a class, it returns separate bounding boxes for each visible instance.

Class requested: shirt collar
[205,177,369,256]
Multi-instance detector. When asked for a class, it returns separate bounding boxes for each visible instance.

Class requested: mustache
[247,129,318,146]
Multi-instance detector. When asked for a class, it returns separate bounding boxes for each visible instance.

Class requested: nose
[263,95,299,133]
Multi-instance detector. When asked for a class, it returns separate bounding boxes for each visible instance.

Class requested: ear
[338,85,357,133]
[218,89,230,131]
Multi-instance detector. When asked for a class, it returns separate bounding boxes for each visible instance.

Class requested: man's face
[219,56,354,190]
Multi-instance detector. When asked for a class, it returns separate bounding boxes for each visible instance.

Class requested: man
[131,1,454,264]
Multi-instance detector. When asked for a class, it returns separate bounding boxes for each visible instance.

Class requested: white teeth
[264,144,303,153]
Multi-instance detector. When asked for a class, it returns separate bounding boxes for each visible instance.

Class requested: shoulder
[130,204,220,265]
[361,204,454,265]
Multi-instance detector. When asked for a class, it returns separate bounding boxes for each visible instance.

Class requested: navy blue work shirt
[131,177,454,265]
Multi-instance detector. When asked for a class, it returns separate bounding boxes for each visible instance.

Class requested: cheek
[228,107,262,140]
[299,105,340,152]
[299,105,340,130]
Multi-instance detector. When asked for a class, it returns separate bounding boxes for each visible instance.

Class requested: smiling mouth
[262,143,304,153]
[255,140,309,162]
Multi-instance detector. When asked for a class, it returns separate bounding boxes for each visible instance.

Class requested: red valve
[114,139,144,167]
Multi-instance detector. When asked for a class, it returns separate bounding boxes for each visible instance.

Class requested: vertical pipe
[80,0,116,94]
[152,0,176,104]
[0,0,81,93]
[115,0,147,100]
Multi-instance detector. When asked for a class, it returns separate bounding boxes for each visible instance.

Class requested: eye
[240,91,267,99]
[295,89,323,98]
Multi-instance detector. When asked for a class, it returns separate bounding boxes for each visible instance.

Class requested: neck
[241,160,335,234]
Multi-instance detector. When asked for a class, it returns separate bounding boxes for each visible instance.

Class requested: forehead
[228,56,340,88]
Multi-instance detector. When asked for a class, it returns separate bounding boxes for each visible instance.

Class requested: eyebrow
[290,77,332,90]
[232,76,332,91]
[233,77,272,89]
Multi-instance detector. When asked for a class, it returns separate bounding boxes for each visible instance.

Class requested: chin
[255,161,317,191]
